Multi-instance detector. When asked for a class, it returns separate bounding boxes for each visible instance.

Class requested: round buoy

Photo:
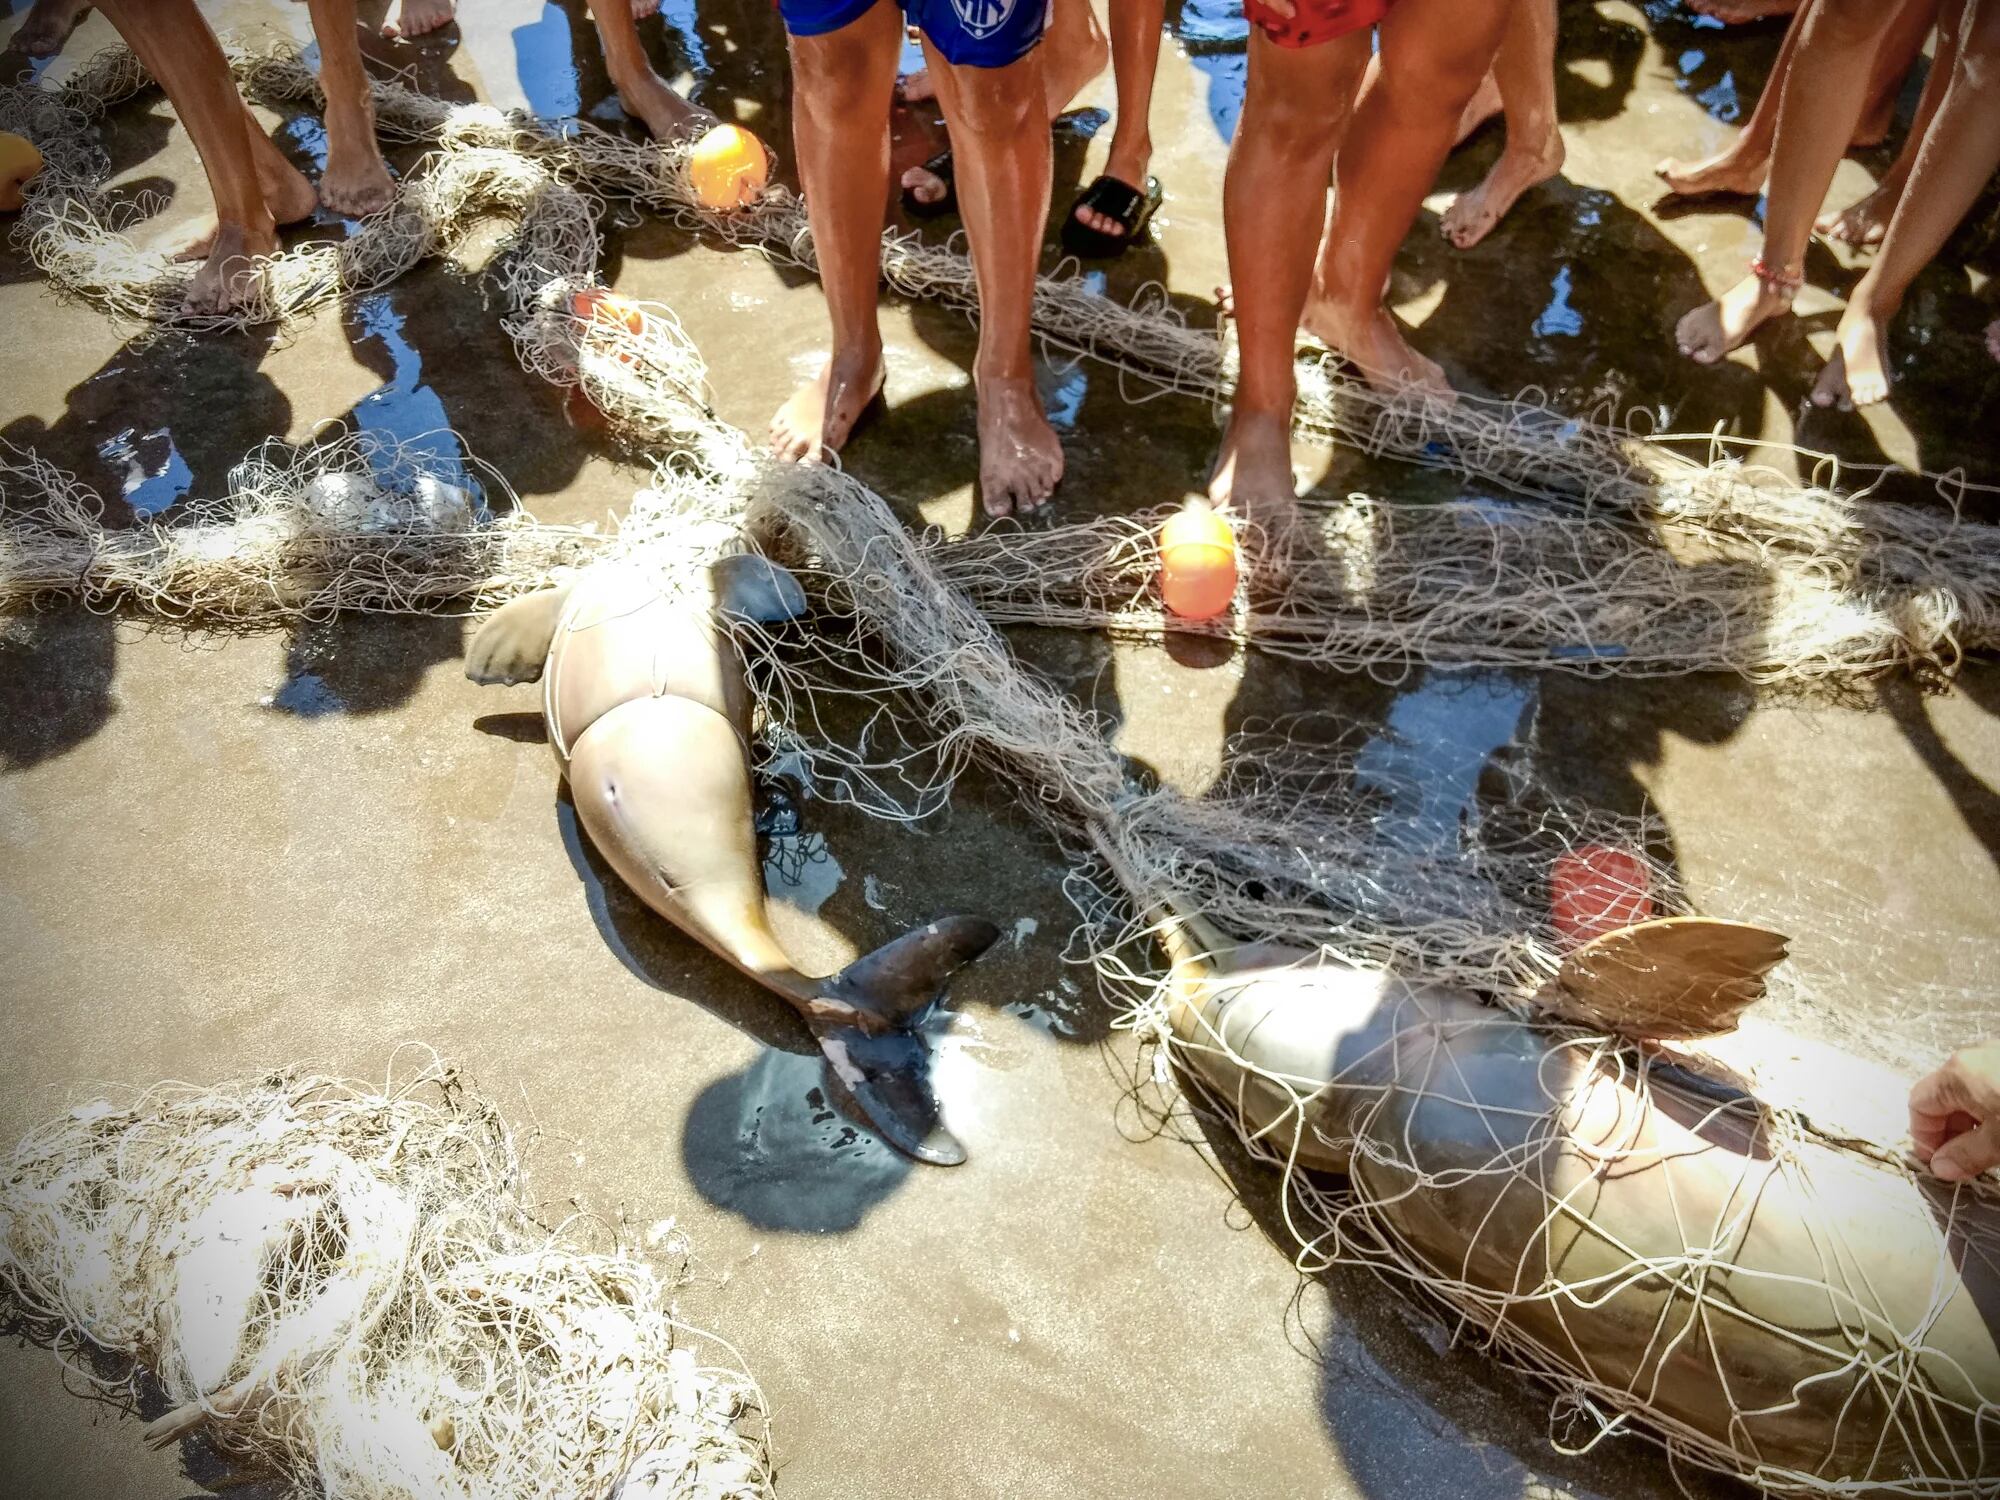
[0,132,45,213]
[1550,845,1654,949]
[687,124,769,213]
[570,287,648,338]
[1159,499,1238,621]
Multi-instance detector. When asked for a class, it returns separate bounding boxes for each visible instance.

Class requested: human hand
[1909,1043,2000,1183]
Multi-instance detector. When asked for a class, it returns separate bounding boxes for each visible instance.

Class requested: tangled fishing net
[0,1059,770,1499]
[6,37,1999,1500]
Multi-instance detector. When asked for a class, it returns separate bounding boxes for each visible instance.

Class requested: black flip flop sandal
[1061,173,1163,259]
[901,149,956,219]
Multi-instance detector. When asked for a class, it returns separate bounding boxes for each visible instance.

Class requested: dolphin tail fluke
[805,916,998,1167]
[819,914,1001,1031]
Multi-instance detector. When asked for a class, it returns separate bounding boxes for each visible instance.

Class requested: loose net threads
[15,45,2000,515]
[0,1057,772,1499]
[927,486,2000,683]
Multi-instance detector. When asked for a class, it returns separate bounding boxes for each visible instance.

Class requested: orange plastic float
[570,287,648,338]
[1159,499,1238,621]
[0,131,44,213]
[1549,844,1654,949]
[686,124,769,213]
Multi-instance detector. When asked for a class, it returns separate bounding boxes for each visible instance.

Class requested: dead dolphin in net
[1155,908,2000,1492]
[465,557,998,1165]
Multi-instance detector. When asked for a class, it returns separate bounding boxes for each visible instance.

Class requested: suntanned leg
[304,0,396,216]
[586,0,715,140]
[920,38,1065,515]
[1302,0,1512,395]
[1820,0,1956,246]
[1073,0,1168,237]
[1210,29,1370,534]
[1674,0,1905,363]
[1658,0,1933,197]
[902,0,1106,208]
[1815,0,2000,407]
[771,0,899,463]
[15,0,90,57]
[167,104,319,261]
[1440,0,1562,249]
[382,0,455,39]
[94,0,312,315]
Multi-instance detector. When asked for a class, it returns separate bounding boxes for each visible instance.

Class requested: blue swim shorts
[780,0,1049,70]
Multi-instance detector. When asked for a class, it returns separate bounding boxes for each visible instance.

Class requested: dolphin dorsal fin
[711,554,806,623]
[1541,915,1790,1040]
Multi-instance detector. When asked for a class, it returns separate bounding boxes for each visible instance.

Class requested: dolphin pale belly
[1165,940,2000,1491]
[467,558,998,1165]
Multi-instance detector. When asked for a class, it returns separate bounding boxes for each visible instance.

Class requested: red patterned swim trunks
[1242,0,1390,49]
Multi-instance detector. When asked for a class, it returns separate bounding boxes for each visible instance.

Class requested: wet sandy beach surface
[2,1,1998,1496]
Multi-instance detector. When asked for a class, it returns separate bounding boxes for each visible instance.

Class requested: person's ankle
[1103,130,1152,180]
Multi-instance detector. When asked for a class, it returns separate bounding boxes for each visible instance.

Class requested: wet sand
[2,1,1997,1496]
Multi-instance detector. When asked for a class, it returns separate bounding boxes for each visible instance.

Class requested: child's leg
[1303,0,1512,395]
[919,36,1066,515]
[1815,0,2000,406]
[1673,0,1906,363]
[586,0,715,140]
[1820,0,1958,245]
[95,0,307,315]
[1853,0,1939,142]
[304,0,396,216]
[1210,26,1370,529]
[1440,0,1561,250]
[1073,0,1169,236]
[1657,0,1811,197]
[769,0,899,465]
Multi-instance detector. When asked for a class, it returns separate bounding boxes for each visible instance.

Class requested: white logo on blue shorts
[949,0,1019,40]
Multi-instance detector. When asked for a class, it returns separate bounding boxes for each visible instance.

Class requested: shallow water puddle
[1354,669,1538,852]
[347,293,474,486]
[95,425,192,517]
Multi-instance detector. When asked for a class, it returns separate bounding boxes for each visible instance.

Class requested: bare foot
[976,376,1064,516]
[15,0,89,57]
[1301,299,1453,398]
[1441,125,1564,250]
[1454,71,1502,147]
[1687,0,1798,21]
[1674,272,1793,364]
[1817,181,1899,248]
[1655,146,1766,199]
[319,146,396,217]
[898,68,936,103]
[1812,299,1890,409]
[770,345,885,463]
[1208,408,1299,545]
[617,70,712,142]
[383,0,455,38]
[167,153,313,259]
[184,220,275,317]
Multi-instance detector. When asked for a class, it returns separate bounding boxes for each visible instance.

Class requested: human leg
[1210,25,1371,528]
[1674,0,1906,363]
[1440,0,1562,249]
[1815,0,2000,405]
[304,0,397,215]
[1302,0,1513,393]
[919,33,1066,514]
[770,0,900,462]
[585,0,715,140]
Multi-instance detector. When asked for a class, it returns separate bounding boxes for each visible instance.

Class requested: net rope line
[4,43,1998,1500]
[0,1055,773,1500]
[11,43,2000,519]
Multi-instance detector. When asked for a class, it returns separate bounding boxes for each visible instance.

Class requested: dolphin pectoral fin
[812,1021,967,1166]
[465,585,571,686]
[820,915,1002,1031]
[1547,915,1791,1040]
[711,554,807,624]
